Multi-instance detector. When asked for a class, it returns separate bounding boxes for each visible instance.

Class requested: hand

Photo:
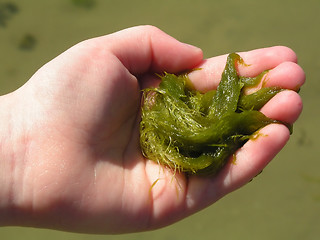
[0,26,304,234]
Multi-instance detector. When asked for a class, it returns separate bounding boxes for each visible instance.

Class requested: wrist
[0,93,27,226]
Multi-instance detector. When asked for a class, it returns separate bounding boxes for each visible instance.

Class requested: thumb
[90,25,203,74]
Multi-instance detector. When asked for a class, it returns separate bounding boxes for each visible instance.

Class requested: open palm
[1,26,304,233]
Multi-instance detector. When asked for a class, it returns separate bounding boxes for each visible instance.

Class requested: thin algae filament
[140,53,291,176]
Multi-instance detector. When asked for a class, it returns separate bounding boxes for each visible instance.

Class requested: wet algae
[140,53,290,176]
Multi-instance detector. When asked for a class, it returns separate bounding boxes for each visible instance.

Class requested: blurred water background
[0,0,319,239]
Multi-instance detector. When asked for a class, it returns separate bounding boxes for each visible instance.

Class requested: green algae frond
[140,53,289,176]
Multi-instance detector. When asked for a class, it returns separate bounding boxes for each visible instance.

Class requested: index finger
[188,46,300,92]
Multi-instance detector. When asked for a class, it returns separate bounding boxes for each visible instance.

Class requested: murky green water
[0,0,319,239]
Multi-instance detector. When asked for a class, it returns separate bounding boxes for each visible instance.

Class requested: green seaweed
[140,53,291,176]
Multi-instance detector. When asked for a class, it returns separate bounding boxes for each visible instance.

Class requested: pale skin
[0,26,305,234]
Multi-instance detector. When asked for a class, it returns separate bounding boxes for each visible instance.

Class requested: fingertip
[234,46,292,77]
[241,46,298,65]
[238,123,291,163]
[216,123,290,194]
[260,90,303,124]
[264,61,306,90]
[268,46,298,63]
[186,123,291,211]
